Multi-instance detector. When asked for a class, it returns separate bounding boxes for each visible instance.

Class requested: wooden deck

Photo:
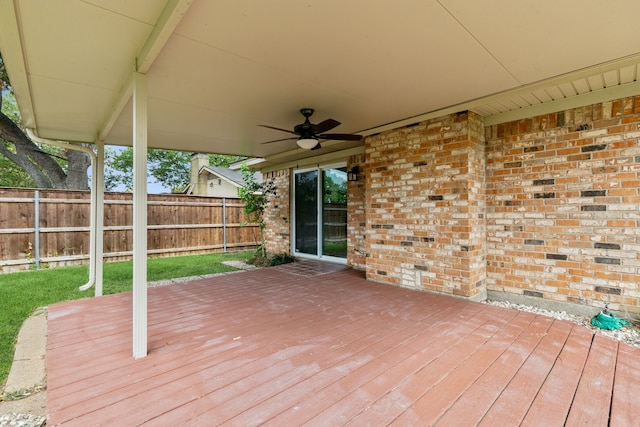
[46,261,640,426]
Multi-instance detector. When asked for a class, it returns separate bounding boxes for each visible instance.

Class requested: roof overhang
[2,0,640,170]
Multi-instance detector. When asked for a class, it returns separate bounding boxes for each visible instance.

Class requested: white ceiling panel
[1,0,640,169]
[440,0,640,83]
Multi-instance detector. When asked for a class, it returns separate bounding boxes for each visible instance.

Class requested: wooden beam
[98,0,193,141]
[136,0,194,74]
[98,75,133,142]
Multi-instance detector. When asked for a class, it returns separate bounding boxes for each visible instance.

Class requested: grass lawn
[0,251,253,389]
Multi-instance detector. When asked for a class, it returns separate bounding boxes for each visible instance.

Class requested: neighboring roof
[1,1,640,170]
[200,166,261,188]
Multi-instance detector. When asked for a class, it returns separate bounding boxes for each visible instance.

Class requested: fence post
[223,198,227,252]
[34,190,40,269]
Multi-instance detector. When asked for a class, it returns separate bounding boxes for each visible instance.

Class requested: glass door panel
[322,168,347,258]
[294,170,318,255]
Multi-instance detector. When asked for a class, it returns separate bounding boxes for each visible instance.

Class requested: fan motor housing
[294,123,313,134]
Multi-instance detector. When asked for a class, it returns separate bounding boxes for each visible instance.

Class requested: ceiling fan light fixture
[297,137,319,150]
[260,109,358,148]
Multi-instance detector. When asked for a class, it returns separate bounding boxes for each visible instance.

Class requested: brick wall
[263,169,291,255]
[347,153,367,269]
[365,111,486,300]
[486,97,640,313]
[260,96,640,312]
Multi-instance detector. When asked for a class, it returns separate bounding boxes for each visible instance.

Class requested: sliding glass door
[293,165,347,260]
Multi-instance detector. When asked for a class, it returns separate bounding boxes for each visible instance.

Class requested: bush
[248,249,295,267]
[268,253,295,266]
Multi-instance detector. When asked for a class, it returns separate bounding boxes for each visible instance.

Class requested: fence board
[0,188,259,272]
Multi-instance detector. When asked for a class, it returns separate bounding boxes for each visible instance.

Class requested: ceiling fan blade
[310,142,322,150]
[313,119,340,134]
[260,137,298,144]
[258,124,298,135]
[318,133,363,141]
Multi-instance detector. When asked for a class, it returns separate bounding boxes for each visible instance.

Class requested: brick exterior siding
[263,169,291,255]
[364,111,486,300]
[486,97,640,313]
[263,96,640,313]
[347,153,367,270]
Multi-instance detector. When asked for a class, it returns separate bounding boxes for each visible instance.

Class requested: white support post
[132,71,148,359]
[87,160,97,286]
[95,140,105,297]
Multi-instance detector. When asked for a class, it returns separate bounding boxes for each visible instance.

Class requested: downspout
[26,128,98,292]
[34,190,40,269]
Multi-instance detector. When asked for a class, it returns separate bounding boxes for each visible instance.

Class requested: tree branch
[0,140,51,187]
[0,111,69,188]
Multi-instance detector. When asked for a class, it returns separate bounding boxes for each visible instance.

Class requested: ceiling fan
[259,108,362,150]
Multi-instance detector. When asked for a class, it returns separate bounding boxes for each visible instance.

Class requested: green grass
[0,251,253,388]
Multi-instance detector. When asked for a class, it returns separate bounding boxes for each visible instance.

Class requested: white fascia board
[362,53,640,136]
[228,157,266,170]
[0,0,36,129]
[485,80,640,126]
[261,146,365,174]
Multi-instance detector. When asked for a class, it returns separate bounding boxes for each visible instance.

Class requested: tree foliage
[0,52,91,189]
[104,147,244,193]
[104,148,189,192]
[323,170,347,204]
[238,163,275,258]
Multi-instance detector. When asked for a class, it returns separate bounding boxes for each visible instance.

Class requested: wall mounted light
[347,166,359,181]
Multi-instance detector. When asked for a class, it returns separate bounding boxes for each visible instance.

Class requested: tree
[238,163,275,259]
[104,147,244,192]
[323,171,347,204]
[104,147,189,192]
[0,52,91,189]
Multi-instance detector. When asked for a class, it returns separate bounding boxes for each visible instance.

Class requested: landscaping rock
[0,413,45,427]
[485,300,640,348]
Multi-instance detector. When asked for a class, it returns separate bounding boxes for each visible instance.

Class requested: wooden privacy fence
[0,187,259,272]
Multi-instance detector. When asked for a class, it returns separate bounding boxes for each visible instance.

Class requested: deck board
[611,344,640,426]
[46,262,640,426]
[433,314,552,426]
[565,333,619,425]
[476,319,574,426]
[520,326,593,426]
[393,311,536,426]
[349,308,520,426]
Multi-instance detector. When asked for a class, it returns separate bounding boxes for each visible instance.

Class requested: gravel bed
[147,270,242,288]
[0,413,45,427]
[148,261,258,288]
[485,300,640,348]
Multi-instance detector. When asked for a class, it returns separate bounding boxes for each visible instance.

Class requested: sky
[98,145,171,194]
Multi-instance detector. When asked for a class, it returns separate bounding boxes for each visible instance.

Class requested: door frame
[291,162,348,264]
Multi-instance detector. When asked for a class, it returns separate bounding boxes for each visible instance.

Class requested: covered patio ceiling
[2,0,640,170]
